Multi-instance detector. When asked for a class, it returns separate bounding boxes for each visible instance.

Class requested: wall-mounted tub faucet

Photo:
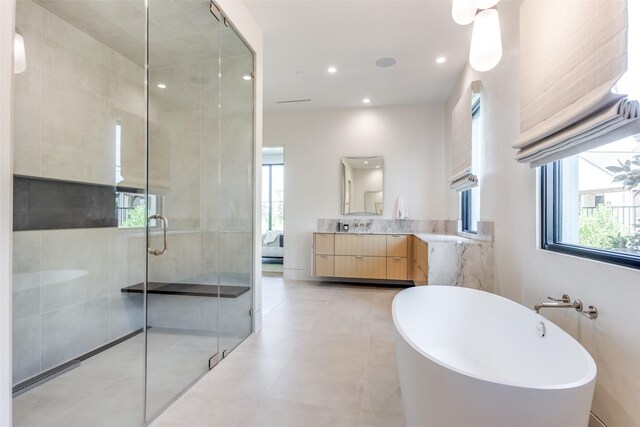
[534,295,598,319]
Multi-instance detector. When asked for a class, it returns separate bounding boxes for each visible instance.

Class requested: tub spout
[534,295,582,314]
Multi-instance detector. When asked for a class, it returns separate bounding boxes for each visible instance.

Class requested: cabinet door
[417,240,428,273]
[414,265,428,286]
[334,256,386,279]
[386,234,408,257]
[387,257,408,280]
[335,234,386,256]
[315,255,334,276]
[315,233,335,255]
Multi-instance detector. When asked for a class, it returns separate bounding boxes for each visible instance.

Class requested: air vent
[277,99,311,104]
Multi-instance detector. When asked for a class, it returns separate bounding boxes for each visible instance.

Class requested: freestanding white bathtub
[393,286,596,427]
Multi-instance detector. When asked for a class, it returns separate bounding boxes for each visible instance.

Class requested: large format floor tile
[153,278,407,426]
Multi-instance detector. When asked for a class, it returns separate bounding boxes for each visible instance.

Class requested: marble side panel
[427,241,494,292]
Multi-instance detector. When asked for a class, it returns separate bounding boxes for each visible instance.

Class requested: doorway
[261,147,284,275]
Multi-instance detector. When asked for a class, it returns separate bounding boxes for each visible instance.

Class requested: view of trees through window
[560,136,640,255]
[116,192,160,228]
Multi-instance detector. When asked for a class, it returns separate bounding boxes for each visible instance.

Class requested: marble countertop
[315,231,490,245]
[413,233,489,244]
[316,231,411,235]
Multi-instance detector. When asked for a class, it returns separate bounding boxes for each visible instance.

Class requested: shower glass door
[145,0,222,420]
[218,15,255,353]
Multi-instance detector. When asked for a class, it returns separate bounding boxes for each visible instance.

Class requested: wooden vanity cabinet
[411,235,428,286]
[313,233,414,281]
[314,233,335,276]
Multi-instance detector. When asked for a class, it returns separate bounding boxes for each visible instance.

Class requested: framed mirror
[341,156,384,215]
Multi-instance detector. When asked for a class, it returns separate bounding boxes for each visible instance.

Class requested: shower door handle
[148,214,168,256]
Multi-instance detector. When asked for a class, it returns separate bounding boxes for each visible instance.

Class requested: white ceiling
[243,0,473,111]
[35,0,250,68]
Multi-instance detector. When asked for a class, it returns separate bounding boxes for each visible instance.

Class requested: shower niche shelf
[121,282,250,298]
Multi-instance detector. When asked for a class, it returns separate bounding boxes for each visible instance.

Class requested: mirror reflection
[341,156,384,215]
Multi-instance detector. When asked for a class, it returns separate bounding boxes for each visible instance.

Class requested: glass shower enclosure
[11,0,255,424]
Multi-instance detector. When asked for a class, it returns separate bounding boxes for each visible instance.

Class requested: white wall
[0,1,15,425]
[264,104,445,279]
[445,3,640,426]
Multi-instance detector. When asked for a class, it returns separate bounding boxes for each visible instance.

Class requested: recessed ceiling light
[364,161,369,164]
[243,75,252,80]
[375,57,396,68]
[376,165,380,168]
[362,98,371,104]
[157,83,166,89]
[327,66,337,73]
[436,56,447,64]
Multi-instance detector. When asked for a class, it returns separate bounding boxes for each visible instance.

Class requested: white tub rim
[392,286,597,391]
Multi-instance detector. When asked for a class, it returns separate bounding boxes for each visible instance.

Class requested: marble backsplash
[317,218,493,242]
[317,219,447,234]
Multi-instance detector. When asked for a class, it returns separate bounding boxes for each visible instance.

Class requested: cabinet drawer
[335,234,386,256]
[334,256,386,279]
[386,234,408,257]
[314,233,335,255]
[315,255,334,276]
[386,257,407,280]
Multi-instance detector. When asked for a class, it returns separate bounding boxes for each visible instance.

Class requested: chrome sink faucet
[534,295,598,319]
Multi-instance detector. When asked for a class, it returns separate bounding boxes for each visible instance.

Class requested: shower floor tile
[12,328,244,427]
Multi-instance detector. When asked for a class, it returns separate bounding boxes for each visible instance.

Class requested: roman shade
[514,0,640,167]
[450,81,481,191]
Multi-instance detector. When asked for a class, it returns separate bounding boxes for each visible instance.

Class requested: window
[541,136,640,269]
[116,189,161,228]
[261,164,284,231]
[461,95,481,233]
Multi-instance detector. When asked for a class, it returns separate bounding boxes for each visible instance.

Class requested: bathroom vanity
[313,231,493,290]
[313,232,432,285]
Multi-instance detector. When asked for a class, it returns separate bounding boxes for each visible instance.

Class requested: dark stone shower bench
[121,282,250,298]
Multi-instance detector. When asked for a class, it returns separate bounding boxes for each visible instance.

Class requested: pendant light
[14,32,26,74]
[474,0,500,10]
[469,8,502,72]
[451,0,476,25]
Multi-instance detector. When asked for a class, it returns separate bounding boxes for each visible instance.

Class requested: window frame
[262,163,284,231]
[461,189,475,233]
[540,162,640,269]
[460,96,481,234]
[115,187,162,229]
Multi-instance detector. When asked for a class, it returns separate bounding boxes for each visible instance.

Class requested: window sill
[542,243,640,270]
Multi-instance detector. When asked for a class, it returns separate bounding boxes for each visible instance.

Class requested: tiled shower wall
[12,0,254,384]
[11,0,149,384]
[146,46,254,341]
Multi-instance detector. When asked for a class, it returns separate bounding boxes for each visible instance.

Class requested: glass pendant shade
[452,0,476,25]
[469,8,503,72]
[474,0,500,10]
[14,33,26,74]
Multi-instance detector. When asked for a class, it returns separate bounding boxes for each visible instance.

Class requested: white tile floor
[152,276,406,427]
